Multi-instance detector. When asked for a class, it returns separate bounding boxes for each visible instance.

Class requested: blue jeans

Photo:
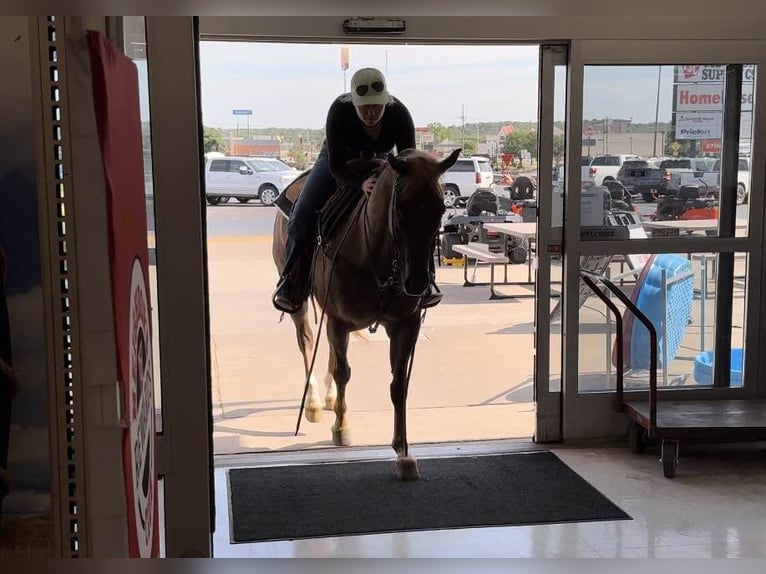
[282,143,335,277]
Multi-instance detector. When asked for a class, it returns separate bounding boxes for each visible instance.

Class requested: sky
[135,42,679,130]
[193,42,677,130]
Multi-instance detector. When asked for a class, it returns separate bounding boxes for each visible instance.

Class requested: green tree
[502,130,537,167]
[553,134,565,165]
[203,127,227,153]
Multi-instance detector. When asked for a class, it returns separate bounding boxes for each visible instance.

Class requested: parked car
[440,156,495,207]
[204,156,300,206]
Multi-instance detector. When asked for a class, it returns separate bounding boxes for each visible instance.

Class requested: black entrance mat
[228,451,630,543]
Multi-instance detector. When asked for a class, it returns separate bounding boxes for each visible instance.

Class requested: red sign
[586,126,593,136]
[340,46,350,71]
[701,139,721,154]
[87,31,159,558]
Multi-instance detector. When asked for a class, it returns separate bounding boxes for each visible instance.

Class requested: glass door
[561,40,766,438]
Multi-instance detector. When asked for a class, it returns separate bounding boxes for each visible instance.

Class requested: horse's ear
[438,149,462,174]
[387,153,410,174]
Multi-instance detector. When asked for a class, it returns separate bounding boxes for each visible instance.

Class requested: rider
[272,67,443,314]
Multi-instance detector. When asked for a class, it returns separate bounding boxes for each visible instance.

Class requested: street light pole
[653,65,662,156]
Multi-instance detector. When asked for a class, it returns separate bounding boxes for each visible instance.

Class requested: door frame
[560,40,766,438]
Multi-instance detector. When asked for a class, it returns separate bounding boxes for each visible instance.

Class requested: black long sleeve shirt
[324,93,416,188]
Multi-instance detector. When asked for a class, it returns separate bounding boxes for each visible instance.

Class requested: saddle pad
[274,169,311,219]
[317,183,366,248]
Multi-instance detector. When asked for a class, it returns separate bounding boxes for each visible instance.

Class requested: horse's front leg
[326,317,351,446]
[386,313,422,480]
[291,305,322,423]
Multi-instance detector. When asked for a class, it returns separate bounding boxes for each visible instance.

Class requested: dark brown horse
[272,148,460,479]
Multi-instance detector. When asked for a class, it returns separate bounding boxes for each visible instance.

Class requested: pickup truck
[582,154,639,186]
[712,157,751,205]
[617,158,718,202]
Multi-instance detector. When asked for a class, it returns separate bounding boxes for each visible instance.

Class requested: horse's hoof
[324,397,336,411]
[304,406,322,423]
[332,428,351,446]
[396,456,420,481]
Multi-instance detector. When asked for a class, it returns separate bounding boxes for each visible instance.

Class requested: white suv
[204,156,299,206]
[440,156,494,207]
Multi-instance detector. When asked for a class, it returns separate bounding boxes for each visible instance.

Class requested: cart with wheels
[580,270,766,479]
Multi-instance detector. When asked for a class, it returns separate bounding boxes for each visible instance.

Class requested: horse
[272,148,460,479]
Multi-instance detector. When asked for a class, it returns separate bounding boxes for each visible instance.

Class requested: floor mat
[228,451,630,543]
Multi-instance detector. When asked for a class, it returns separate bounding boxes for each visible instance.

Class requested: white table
[482,222,537,284]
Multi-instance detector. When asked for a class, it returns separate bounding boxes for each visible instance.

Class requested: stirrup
[272,277,304,314]
[420,290,443,309]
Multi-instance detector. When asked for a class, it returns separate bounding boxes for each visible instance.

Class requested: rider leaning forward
[272,67,443,314]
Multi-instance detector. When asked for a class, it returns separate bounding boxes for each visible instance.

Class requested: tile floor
[210,440,766,558]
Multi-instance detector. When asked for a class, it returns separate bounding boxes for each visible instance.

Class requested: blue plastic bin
[693,347,743,388]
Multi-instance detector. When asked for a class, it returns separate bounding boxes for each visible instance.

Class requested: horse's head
[385,148,460,296]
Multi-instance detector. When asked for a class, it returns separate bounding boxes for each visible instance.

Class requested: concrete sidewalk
[205,238,538,455]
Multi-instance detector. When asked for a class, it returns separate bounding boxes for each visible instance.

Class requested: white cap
[350,67,390,106]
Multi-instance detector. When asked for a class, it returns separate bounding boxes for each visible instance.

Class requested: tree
[203,127,227,153]
[502,129,537,167]
[553,134,565,165]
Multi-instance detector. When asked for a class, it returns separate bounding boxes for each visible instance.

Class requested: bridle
[363,170,437,301]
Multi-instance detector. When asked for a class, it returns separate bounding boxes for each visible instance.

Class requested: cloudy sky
[191,41,676,130]
[135,42,679,130]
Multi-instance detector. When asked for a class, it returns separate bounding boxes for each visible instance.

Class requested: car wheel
[737,183,747,205]
[218,196,231,204]
[206,195,222,205]
[237,197,251,204]
[259,184,278,206]
[442,185,459,208]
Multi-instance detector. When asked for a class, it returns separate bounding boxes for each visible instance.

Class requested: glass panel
[577,251,748,392]
[549,62,566,392]
[123,16,163,429]
[581,64,756,241]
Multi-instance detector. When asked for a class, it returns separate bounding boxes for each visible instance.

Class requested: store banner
[86,31,159,558]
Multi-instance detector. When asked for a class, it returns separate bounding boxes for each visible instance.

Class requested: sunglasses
[355,81,385,96]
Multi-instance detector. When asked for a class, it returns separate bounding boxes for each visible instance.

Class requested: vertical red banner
[86,31,159,558]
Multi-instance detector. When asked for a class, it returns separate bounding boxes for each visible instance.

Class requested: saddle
[275,160,387,253]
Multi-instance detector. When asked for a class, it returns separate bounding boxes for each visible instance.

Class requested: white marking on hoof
[396,456,420,481]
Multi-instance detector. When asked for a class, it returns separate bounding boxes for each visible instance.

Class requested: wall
[0,16,54,557]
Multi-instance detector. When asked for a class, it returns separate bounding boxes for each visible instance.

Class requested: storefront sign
[676,83,754,111]
[676,64,756,83]
[675,112,722,140]
[701,139,721,153]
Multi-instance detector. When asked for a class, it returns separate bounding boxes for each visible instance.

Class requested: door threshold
[214,437,544,469]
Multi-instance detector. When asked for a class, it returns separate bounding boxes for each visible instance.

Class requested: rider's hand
[362,176,377,193]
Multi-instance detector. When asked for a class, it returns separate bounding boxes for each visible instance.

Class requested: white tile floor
[211,440,766,558]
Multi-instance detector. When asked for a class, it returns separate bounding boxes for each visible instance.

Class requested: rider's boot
[272,252,311,314]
